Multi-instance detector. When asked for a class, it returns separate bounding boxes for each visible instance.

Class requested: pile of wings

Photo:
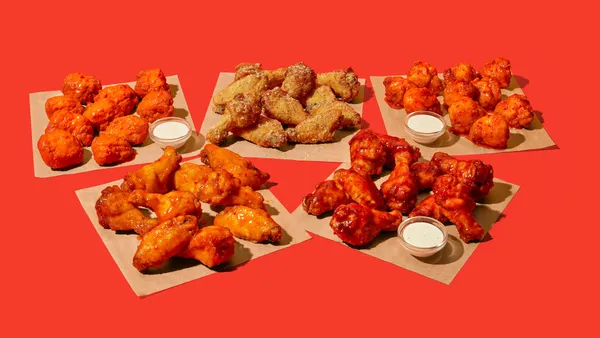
[303,129,495,246]
[95,144,281,273]
[207,62,362,148]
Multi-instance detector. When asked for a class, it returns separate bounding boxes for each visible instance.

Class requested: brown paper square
[371,75,556,158]
[75,157,311,297]
[31,75,204,178]
[292,162,520,285]
[199,72,365,162]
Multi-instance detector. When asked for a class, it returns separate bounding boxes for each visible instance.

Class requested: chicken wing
[285,109,342,144]
[469,114,510,150]
[231,115,287,148]
[200,143,270,190]
[136,90,174,123]
[45,110,94,146]
[213,205,282,243]
[206,93,262,144]
[383,76,416,109]
[127,190,202,223]
[134,68,170,98]
[481,57,512,89]
[235,62,262,80]
[91,134,136,166]
[45,95,84,119]
[281,62,315,100]
[133,215,198,271]
[376,133,421,169]
[443,63,480,84]
[380,155,419,213]
[302,180,352,216]
[448,97,486,135]
[261,87,307,125]
[329,204,401,246]
[213,73,268,113]
[309,101,361,129]
[94,84,139,115]
[429,152,494,200]
[173,163,265,209]
[62,72,102,104]
[333,168,385,210]
[493,94,534,128]
[305,85,337,111]
[315,68,361,102]
[407,61,443,95]
[408,195,448,223]
[234,63,285,89]
[403,87,442,114]
[349,129,387,176]
[95,185,159,235]
[121,146,182,194]
[472,77,502,111]
[411,161,439,190]
[37,129,83,169]
[176,225,235,268]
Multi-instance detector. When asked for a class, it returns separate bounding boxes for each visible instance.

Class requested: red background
[1,0,596,336]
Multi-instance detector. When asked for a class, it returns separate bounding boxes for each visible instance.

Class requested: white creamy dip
[153,121,189,139]
[407,114,444,133]
[403,221,444,248]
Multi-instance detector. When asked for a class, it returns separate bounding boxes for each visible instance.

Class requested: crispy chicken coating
[176,225,235,268]
[411,161,438,190]
[402,87,442,114]
[443,80,478,108]
[61,73,101,104]
[309,101,361,129]
[443,63,480,84]
[261,87,307,125]
[285,109,342,144]
[349,129,387,176]
[472,77,502,111]
[430,152,494,200]
[200,144,270,190]
[448,97,486,135]
[136,90,174,123]
[234,63,286,89]
[231,115,287,148]
[305,85,337,111]
[94,84,139,115]
[302,180,353,216]
[333,168,385,210]
[102,115,149,146]
[329,204,402,246]
[95,185,158,235]
[91,134,136,166]
[264,68,287,89]
[214,205,282,243]
[469,114,510,150]
[383,76,416,109]
[128,190,202,223]
[481,57,512,89]
[213,73,268,113]
[173,163,265,209]
[83,98,123,131]
[133,215,198,271]
[407,61,443,95]
[37,129,83,169]
[45,110,94,146]
[207,93,262,144]
[316,68,361,102]
[408,195,448,223]
[493,94,534,128]
[121,146,182,194]
[134,68,170,98]
[234,62,262,80]
[281,62,315,100]
[45,95,84,119]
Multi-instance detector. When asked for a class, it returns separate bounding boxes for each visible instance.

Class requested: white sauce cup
[397,216,448,257]
[149,117,193,149]
[404,111,447,144]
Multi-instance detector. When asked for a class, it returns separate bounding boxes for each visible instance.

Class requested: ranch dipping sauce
[153,121,190,139]
[407,114,444,133]
[402,221,444,248]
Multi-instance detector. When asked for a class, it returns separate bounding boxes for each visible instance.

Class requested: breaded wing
[213,73,268,113]
[214,205,282,243]
[121,146,182,194]
[200,144,270,190]
[207,93,262,145]
[133,215,198,271]
[316,68,361,102]
[231,115,287,148]
[261,87,307,125]
[286,109,342,144]
[309,101,361,129]
[281,62,315,100]
[177,225,235,268]
[305,85,337,111]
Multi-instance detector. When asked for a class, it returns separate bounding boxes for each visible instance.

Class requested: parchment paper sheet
[75,157,311,297]
[199,73,365,162]
[31,75,204,178]
[292,162,520,285]
[371,75,556,158]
